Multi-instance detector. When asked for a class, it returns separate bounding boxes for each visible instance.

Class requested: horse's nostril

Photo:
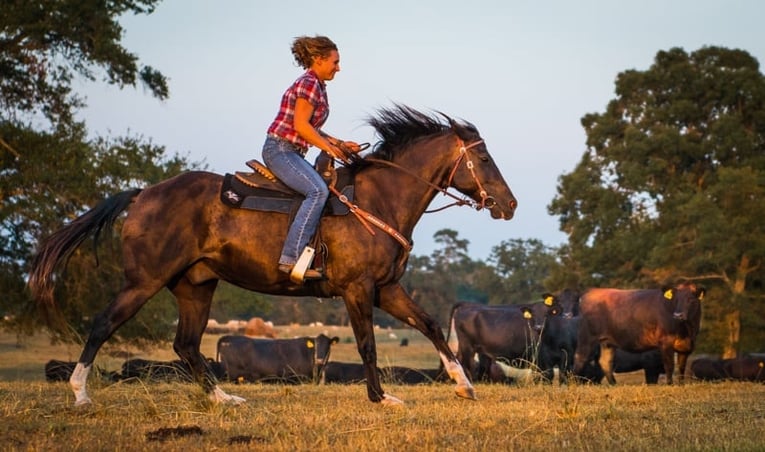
[509,199,518,210]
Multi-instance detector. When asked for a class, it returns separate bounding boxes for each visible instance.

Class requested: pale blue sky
[78,0,764,260]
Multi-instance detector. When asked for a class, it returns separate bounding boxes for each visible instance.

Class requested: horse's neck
[358,135,456,234]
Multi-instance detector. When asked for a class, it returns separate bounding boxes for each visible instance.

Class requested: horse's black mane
[355,104,479,167]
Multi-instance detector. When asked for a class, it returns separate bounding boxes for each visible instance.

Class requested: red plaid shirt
[267,70,329,152]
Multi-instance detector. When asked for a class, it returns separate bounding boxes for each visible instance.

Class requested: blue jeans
[262,136,329,266]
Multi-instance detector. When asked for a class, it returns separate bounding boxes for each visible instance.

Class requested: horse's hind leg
[170,277,244,404]
[378,283,476,400]
[71,284,158,406]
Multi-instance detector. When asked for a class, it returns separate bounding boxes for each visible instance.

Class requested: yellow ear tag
[523,311,532,319]
[759,361,764,369]
[664,289,673,300]
[544,296,554,306]
[698,292,704,301]
[306,340,315,349]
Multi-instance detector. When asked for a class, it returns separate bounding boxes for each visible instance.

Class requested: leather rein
[328,135,494,252]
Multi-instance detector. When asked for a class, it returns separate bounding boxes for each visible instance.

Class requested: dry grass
[2,328,765,451]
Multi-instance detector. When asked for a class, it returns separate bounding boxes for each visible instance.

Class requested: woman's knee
[308,183,329,200]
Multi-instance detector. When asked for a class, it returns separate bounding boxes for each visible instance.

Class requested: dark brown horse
[29,105,517,407]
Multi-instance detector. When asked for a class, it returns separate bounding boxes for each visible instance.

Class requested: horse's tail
[445,302,464,345]
[28,189,142,323]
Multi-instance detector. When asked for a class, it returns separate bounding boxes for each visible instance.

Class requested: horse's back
[121,171,227,239]
[134,170,222,208]
[143,171,223,199]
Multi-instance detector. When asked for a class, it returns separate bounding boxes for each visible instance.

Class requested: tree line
[1,3,763,356]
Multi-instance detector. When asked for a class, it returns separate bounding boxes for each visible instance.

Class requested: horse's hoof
[455,384,477,400]
[225,395,246,405]
[209,386,246,405]
[73,397,92,407]
[381,394,404,406]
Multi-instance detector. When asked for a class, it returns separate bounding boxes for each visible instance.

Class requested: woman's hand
[324,143,351,163]
[338,140,362,153]
[322,135,368,162]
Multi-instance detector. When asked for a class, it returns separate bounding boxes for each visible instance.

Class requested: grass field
[2,327,764,451]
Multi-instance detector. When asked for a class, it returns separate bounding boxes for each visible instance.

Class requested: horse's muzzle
[490,198,517,220]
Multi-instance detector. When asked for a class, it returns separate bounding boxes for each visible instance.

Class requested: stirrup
[289,246,318,283]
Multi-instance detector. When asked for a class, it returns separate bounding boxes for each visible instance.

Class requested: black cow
[537,289,580,384]
[45,360,77,382]
[120,358,193,382]
[322,361,369,384]
[576,348,665,384]
[690,356,727,381]
[381,366,448,384]
[45,359,117,382]
[573,283,704,385]
[120,358,225,382]
[477,360,516,384]
[725,356,765,382]
[217,334,339,383]
[690,356,765,382]
[448,300,560,382]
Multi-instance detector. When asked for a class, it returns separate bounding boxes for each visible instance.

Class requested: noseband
[444,137,496,211]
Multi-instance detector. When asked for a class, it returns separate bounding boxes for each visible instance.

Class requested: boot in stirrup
[279,247,323,283]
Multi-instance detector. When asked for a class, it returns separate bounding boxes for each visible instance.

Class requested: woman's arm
[293,98,344,158]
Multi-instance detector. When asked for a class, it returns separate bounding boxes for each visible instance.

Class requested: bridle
[329,132,498,252]
[439,136,497,212]
[363,134,497,213]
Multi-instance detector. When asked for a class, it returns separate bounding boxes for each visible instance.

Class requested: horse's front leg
[341,283,400,404]
[378,283,476,401]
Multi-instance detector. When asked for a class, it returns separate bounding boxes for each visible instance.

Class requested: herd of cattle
[44,282,765,386]
[448,283,763,384]
[43,333,449,386]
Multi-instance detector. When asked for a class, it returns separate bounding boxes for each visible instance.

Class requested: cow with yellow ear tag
[538,289,582,384]
[216,334,339,384]
[446,299,561,383]
[573,282,704,385]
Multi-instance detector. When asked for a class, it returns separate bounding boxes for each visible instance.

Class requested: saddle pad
[220,173,352,216]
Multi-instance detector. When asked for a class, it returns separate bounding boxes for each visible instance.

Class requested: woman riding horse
[29,105,518,407]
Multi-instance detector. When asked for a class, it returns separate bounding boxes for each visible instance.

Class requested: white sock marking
[69,363,92,406]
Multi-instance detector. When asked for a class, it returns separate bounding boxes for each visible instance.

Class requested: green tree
[488,238,558,303]
[549,46,765,357]
[0,1,204,343]
[1,122,197,341]
[400,229,491,327]
[0,0,167,126]
[209,282,273,324]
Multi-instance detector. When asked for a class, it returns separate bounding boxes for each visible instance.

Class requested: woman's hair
[291,35,337,69]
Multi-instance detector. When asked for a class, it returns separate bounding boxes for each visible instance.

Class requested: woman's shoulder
[293,70,320,86]
[291,71,323,95]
